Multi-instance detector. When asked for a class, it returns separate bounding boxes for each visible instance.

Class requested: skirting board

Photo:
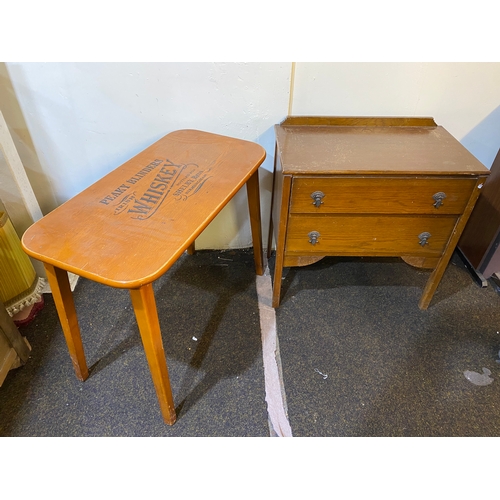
[41,272,79,293]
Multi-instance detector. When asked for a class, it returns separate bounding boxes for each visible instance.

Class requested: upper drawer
[290,177,477,215]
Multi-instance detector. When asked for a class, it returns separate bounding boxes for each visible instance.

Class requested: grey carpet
[271,252,500,437]
[0,249,268,436]
[2,249,500,436]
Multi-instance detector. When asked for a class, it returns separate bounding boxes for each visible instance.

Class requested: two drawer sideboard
[268,116,490,309]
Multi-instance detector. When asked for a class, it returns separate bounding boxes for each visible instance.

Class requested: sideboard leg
[420,177,488,310]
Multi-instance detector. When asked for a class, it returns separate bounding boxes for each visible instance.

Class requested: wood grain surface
[269,116,490,309]
[276,118,487,176]
[22,130,266,288]
[290,177,476,214]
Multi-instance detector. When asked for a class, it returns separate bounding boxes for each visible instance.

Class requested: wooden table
[22,129,266,425]
[268,116,489,309]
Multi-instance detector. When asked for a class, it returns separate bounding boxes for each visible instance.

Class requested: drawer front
[285,215,457,256]
[290,177,477,215]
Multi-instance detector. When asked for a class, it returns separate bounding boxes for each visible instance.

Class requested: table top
[275,116,489,176]
[22,130,266,288]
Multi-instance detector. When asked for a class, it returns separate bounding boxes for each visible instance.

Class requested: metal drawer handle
[418,232,431,246]
[308,231,320,245]
[432,192,447,208]
[311,191,325,208]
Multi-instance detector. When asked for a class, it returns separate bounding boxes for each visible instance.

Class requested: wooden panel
[458,149,500,276]
[275,123,488,176]
[0,346,18,387]
[0,300,30,363]
[285,215,457,256]
[290,177,476,215]
[280,116,438,127]
[401,256,440,269]
[283,255,325,267]
[0,301,31,386]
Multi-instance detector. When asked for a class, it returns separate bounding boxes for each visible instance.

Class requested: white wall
[4,62,291,249]
[2,62,500,250]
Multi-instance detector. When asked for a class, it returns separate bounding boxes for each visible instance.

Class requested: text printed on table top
[22,130,266,287]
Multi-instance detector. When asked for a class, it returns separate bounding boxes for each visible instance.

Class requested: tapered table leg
[246,169,264,275]
[129,283,176,425]
[44,264,89,381]
[186,242,196,255]
[271,256,285,308]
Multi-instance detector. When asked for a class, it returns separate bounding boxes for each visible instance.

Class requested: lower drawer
[285,215,457,256]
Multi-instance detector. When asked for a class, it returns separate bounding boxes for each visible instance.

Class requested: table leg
[266,219,274,260]
[129,283,176,425]
[267,142,278,260]
[186,242,196,255]
[246,169,264,276]
[44,263,89,381]
[272,253,285,308]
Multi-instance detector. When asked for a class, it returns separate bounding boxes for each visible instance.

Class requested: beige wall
[291,62,500,167]
[2,62,290,249]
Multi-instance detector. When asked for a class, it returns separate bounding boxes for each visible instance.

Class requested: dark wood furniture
[22,130,266,425]
[0,301,31,386]
[268,116,489,309]
[458,148,500,282]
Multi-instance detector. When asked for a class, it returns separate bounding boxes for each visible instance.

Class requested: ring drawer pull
[308,231,320,245]
[418,232,431,246]
[311,191,325,208]
[432,192,447,208]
